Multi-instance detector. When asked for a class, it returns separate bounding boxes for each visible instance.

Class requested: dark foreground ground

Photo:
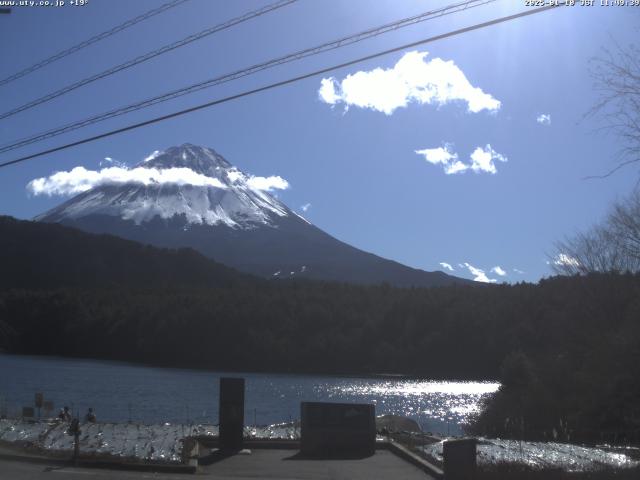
[0,449,433,479]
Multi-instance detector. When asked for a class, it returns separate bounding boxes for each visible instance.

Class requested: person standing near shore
[84,408,96,423]
[58,406,71,422]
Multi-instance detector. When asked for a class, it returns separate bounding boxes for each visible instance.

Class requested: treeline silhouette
[1,216,639,443]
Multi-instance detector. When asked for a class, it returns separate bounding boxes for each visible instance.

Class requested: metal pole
[73,431,80,466]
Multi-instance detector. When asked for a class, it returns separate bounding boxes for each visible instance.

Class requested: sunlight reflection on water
[309,379,499,434]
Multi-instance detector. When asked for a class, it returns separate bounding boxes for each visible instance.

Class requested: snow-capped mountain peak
[37,144,292,229]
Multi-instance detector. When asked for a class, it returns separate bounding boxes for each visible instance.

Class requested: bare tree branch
[550,191,640,275]
[585,40,640,179]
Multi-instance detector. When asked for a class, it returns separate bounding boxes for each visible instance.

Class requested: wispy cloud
[246,175,289,192]
[319,51,501,115]
[415,144,469,175]
[416,143,507,175]
[463,262,497,283]
[439,262,454,271]
[225,168,290,192]
[513,268,525,274]
[536,113,551,126]
[301,203,311,212]
[491,266,507,276]
[27,166,228,197]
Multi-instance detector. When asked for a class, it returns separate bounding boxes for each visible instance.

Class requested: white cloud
[226,168,289,192]
[318,78,341,105]
[463,262,497,283]
[469,144,507,174]
[319,51,501,115]
[27,166,227,197]
[301,203,311,212]
[536,113,551,126]
[415,143,470,176]
[439,262,454,271]
[226,169,244,183]
[416,143,507,175]
[553,253,580,267]
[143,150,162,162]
[491,266,507,276]
[245,175,289,192]
[513,268,525,274]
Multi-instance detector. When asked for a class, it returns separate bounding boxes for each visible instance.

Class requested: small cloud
[415,144,469,175]
[439,262,455,272]
[469,144,507,174]
[301,203,311,212]
[319,50,501,115]
[27,166,227,197]
[491,266,507,276]
[318,78,342,105]
[143,150,162,162]
[226,168,244,183]
[513,268,525,274]
[417,143,507,175]
[536,113,551,126]
[246,175,289,192]
[463,262,497,283]
[553,253,580,267]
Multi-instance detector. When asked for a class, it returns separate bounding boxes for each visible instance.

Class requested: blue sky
[0,0,638,283]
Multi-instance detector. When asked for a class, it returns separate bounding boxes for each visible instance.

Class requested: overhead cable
[0,3,561,170]
[0,0,297,120]
[0,0,495,153]
[0,0,192,87]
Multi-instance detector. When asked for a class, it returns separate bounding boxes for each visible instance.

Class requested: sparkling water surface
[0,354,498,435]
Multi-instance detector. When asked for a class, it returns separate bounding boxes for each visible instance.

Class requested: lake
[0,354,498,435]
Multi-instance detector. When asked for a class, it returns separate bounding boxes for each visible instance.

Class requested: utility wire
[0,0,495,154]
[0,3,561,170]
[0,0,297,120]
[0,0,191,87]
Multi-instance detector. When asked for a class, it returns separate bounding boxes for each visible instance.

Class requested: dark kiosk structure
[219,377,245,451]
[300,401,376,457]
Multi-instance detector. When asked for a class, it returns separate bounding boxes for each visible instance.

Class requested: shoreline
[0,352,500,383]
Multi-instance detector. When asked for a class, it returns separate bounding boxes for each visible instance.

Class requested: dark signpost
[22,407,35,419]
[35,392,43,419]
[43,400,54,418]
[443,437,477,480]
[219,377,245,451]
[301,402,376,457]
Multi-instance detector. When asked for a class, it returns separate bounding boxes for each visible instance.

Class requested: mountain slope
[37,144,469,287]
[0,216,253,291]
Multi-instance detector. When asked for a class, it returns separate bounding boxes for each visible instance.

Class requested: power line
[0,0,297,120]
[0,0,496,154]
[0,0,191,87]
[0,3,561,170]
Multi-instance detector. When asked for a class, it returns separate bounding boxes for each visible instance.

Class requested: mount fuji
[37,144,468,287]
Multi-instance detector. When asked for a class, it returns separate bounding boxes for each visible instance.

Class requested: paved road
[0,450,434,479]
